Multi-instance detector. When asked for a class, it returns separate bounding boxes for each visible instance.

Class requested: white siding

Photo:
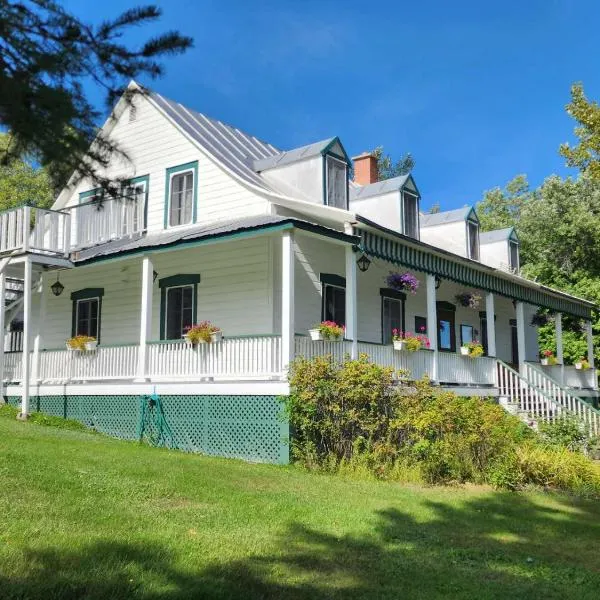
[261,156,323,204]
[420,221,468,257]
[350,191,401,233]
[480,240,511,270]
[38,237,274,348]
[56,94,271,233]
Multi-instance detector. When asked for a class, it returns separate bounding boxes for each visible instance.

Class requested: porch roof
[355,216,596,319]
[72,215,357,265]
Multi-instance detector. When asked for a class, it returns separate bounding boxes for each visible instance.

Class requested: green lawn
[1,409,599,599]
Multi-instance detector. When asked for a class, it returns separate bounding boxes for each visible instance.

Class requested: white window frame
[75,297,100,339]
[325,155,348,210]
[509,240,520,272]
[168,170,194,228]
[382,296,404,345]
[121,180,146,236]
[466,219,480,260]
[402,191,420,239]
[164,284,195,340]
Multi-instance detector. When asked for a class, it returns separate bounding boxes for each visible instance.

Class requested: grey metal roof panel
[253,138,336,172]
[350,175,410,201]
[480,228,514,244]
[420,206,473,227]
[149,91,281,191]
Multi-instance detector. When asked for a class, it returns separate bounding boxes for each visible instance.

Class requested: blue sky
[66,0,600,210]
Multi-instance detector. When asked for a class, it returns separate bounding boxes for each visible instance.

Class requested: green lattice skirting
[4,394,289,464]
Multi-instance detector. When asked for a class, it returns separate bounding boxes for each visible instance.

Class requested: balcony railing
[537,363,598,390]
[437,352,497,386]
[0,206,70,256]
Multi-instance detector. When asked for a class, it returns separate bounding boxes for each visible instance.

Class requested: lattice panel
[4,394,289,464]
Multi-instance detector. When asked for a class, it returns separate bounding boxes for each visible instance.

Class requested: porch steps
[497,360,600,436]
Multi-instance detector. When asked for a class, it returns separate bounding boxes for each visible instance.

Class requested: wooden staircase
[497,360,600,436]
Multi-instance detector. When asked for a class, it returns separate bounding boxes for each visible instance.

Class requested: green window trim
[379,288,406,301]
[380,288,406,344]
[164,160,199,229]
[436,301,456,312]
[79,188,103,203]
[159,274,200,339]
[122,174,150,230]
[320,273,346,288]
[70,288,104,341]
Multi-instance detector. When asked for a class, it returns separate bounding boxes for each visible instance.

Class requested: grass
[1,407,599,599]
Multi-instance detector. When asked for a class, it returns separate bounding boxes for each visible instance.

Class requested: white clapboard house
[0,81,598,463]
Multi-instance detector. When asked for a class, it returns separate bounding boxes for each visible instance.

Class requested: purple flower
[386,271,419,294]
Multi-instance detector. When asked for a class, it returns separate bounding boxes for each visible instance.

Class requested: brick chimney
[352,152,378,186]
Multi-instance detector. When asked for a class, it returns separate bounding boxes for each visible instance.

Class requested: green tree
[560,83,600,181]
[373,147,414,180]
[476,174,533,232]
[0,133,53,210]
[0,1,192,192]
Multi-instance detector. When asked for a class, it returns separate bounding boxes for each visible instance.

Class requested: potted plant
[455,292,481,309]
[393,331,431,352]
[386,271,419,294]
[308,321,344,341]
[540,349,558,366]
[392,329,405,351]
[461,341,484,358]
[575,358,590,370]
[66,335,96,352]
[185,321,222,345]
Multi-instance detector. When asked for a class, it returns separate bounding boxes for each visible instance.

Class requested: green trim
[321,136,352,165]
[159,275,200,340]
[380,290,406,344]
[79,188,103,202]
[355,226,594,319]
[158,274,201,289]
[322,151,350,210]
[164,160,199,228]
[70,288,105,301]
[320,273,346,288]
[379,288,407,301]
[437,301,456,312]
[122,174,150,230]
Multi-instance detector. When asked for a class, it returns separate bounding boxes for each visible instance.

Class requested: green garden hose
[137,392,174,448]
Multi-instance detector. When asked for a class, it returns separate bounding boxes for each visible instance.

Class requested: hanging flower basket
[386,271,419,294]
[185,321,221,345]
[455,292,481,309]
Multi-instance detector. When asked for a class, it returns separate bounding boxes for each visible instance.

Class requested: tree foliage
[0,133,53,210]
[560,83,600,181]
[0,1,192,193]
[373,146,414,180]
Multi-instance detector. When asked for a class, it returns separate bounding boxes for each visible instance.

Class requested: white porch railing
[0,206,70,256]
[72,196,145,249]
[537,363,598,390]
[437,353,497,386]
[3,351,23,381]
[147,336,282,380]
[3,331,23,352]
[37,345,139,382]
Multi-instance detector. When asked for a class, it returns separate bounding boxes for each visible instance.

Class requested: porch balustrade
[537,363,598,390]
[437,353,497,386]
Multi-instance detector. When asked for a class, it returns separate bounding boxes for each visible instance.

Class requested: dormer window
[467,219,479,260]
[402,191,419,239]
[509,240,519,272]
[325,155,348,209]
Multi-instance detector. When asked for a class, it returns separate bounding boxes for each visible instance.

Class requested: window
[323,284,346,326]
[121,181,146,235]
[437,302,456,352]
[325,155,348,209]
[467,220,480,260]
[480,315,488,356]
[402,192,419,239]
[381,290,405,344]
[71,288,104,341]
[460,324,474,346]
[509,241,519,272]
[159,274,200,340]
[169,171,194,227]
[415,316,427,336]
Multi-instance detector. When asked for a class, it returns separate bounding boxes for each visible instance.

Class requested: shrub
[538,416,588,452]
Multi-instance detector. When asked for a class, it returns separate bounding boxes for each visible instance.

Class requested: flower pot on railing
[541,358,549,366]
[211,330,223,343]
[460,346,470,356]
[309,328,323,341]
[309,322,344,342]
[393,340,406,351]
[85,340,98,352]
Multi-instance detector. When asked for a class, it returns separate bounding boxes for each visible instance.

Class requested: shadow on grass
[2,491,600,599]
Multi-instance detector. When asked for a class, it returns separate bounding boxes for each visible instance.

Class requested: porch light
[51,273,64,297]
[357,254,371,272]
[153,270,158,282]
[435,275,442,289]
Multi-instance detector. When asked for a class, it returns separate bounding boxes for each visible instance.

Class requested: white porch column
[485,292,496,357]
[137,255,153,381]
[281,230,295,373]
[0,272,5,395]
[20,257,32,418]
[515,301,526,373]
[586,320,595,369]
[555,312,563,365]
[426,274,438,381]
[32,274,46,383]
[345,245,358,359]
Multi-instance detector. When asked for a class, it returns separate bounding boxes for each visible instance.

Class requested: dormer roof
[350,173,419,201]
[420,206,477,227]
[253,137,341,172]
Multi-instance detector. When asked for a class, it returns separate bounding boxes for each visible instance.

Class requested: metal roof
[350,174,410,201]
[149,91,281,192]
[480,227,516,244]
[420,206,475,227]
[253,138,337,172]
[72,215,355,263]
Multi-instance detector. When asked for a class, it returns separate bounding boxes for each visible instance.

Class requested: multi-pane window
[75,298,99,338]
[325,156,348,210]
[402,192,419,239]
[437,307,456,352]
[467,220,480,260]
[122,182,145,235]
[169,171,194,227]
[509,241,519,272]
[382,297,403,344]
[323,284,346,326]
[460,324,474,346]
[164,285,194,340]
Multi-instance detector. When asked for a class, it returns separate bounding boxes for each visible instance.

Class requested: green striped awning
[356,229,593,320]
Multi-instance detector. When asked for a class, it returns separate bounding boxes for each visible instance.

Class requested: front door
[510,319,519,366]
